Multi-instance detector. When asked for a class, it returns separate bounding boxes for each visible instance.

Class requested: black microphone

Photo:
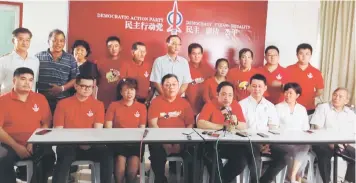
[143,129,149,138]
[221,106,232,122]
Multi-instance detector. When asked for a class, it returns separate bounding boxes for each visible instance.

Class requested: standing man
[258,45,287,104]
[121,42,154,105]
[36,29,78,114]
[97,36,124,109]
[186,43,210,115]
[227,48,258,101]
[52,75,113,183]
[0,68,55,183]
[0,28,39,95]
[150,35,192,98]
[311,88,355,183]
[148,74,194,183]
[285,43,324,115]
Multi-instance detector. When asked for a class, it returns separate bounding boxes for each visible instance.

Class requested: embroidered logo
[106,69,120,83]
[32,104,39,112]
[144,71,149,78]
[193,77,204,84]
[87,110,93,117]
[159,111,182,118]
[307,73,313,79]
[276,74,282,80]
[134,111,140,118]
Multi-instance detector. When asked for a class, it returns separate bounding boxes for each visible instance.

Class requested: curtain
[319,1,356,106]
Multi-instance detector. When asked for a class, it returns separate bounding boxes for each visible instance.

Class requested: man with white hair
[311,87,356,183]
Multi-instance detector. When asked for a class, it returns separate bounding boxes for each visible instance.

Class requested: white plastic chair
[202,156,288,183]
[15,160,33,182]
[72,160,100,183]
[148,156,184,183]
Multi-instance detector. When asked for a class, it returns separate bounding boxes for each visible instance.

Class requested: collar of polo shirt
[166,54,181,62]
[329,102,351,113]
[248,95,267,105]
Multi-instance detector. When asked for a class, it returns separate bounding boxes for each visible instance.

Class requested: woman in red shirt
[105,78,147,183]
[203,58,229,103]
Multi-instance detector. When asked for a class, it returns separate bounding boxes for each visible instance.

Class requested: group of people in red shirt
[1,27,354,183]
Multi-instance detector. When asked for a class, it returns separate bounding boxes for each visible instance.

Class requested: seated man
[197,81,247,183]
[0,67,55,183]
[311,87,356,183]
[148,74,194,183]
[52,75,113,183]
[239,74,288,183]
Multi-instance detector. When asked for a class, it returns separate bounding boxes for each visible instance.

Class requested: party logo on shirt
[32,104,39,112]
[106,69,120,83]
[144,71,149,78]
[134,111,140,118]
[276,74,282,80]
[307,73,313,79]
[192,77,204,85]
[87,110,94,117]
[238,81,249,90]
[159,111,182,118]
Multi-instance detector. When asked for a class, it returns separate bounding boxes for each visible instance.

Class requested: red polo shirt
[285,63,324,110]
[105,100,147,128]
[54,96,105,128]
[202,77,219,104]
[185,62,210,114]
[258,65,288,104]
[227,67,258,101]
[96,58,125,109]
[198,99,246,124]
[148,96,194,128]
[0,91,52,145]
[121,61,152,99]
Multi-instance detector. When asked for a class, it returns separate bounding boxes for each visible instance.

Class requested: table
[28,128,204,183]
[28,128,145,144]
[142,128,204,183]
[194,128,355,183]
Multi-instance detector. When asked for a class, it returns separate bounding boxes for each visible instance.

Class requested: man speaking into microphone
[197,81,247,183]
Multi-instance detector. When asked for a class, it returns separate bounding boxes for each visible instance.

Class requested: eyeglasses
[79,84,94,90]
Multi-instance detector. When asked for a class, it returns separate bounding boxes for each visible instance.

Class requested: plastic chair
[72,160,100,183]
[15,160,33,182]
[148,156,184,183]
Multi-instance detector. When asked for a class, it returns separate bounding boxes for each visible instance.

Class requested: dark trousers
[259,145,288,183]
[313,144,355,183]
[204,143,246,183]
[149,144,190,183]
[52,145,114,183]
[233,144,288,183]
[0,144,55,183]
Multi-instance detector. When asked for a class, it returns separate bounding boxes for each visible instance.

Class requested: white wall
[2,0,321,68]
[265,1,321,68]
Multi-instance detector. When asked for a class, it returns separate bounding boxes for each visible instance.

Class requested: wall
[2,0,321,68]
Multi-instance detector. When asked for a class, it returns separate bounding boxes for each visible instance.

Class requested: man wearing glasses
[51,75,113,183]
[150,35,192,98]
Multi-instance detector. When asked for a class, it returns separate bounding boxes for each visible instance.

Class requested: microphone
[143,129,149,138]
[221,106,232,122]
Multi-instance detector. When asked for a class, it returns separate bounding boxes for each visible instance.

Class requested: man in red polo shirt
[97,36,124,109]
[285,43,324,115]
[186,43,211,115]
[121,42,154,105]
[0,67,55,183]
[148,74,194,183]
[197,81,247,183]
[258,45,287,104]
[227,48,258,101]
[52,75,113,183]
